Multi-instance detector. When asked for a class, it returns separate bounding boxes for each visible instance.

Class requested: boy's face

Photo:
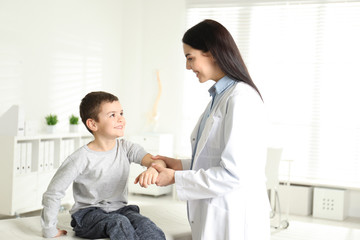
[93,100,125,138]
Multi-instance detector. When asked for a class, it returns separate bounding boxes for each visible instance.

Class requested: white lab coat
[175,82,270,240]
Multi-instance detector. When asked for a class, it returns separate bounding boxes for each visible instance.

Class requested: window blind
[182,0,360,188]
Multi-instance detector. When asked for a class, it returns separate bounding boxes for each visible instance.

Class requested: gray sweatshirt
[41,138,147,238]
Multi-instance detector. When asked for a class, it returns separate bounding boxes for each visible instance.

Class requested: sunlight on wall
[0,0,124,135]
[48,33,103,132]
[0,50,24,115]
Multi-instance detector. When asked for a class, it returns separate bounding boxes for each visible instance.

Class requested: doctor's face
[183,43,224,83]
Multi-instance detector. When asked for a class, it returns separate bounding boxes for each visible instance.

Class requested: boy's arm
[134,153,166,188]
[41,157,80,238]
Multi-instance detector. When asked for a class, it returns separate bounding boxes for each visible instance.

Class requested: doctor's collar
[208,75,234,97]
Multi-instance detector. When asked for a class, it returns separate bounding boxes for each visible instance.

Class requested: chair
[265,148,289,229]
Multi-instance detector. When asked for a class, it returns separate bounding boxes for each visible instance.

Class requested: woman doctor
[152,19,270,240]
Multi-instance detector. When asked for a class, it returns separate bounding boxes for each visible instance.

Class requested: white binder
[20,143,26,174]
[39,141,45,172]
[26,142,32,173]
[49,140,54,170]
[15,143,22,174]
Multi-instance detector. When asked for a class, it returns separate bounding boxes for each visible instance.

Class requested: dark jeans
[71,205,166,240]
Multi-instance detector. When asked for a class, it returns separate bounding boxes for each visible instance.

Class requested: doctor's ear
[86,119,97,132]
[202,51,216,62]
[202,51,212,57]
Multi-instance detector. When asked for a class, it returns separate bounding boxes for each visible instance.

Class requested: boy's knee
[136,217,164,234]
[108,214,132,227]
[136,220,166,240]
[106,215,135,238]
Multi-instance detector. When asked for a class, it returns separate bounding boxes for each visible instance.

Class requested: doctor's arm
[151,155,184,170]
[151,156,190,186]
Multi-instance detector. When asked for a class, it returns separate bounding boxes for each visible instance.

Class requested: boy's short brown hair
[79,91,119,133]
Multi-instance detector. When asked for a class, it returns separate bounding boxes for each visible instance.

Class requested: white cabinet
[313,187,348,220]
[0,133,93,216]
[128,133,173,196]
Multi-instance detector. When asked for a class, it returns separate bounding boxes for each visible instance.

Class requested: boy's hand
[54,229,67,238]
[134,167,158,188]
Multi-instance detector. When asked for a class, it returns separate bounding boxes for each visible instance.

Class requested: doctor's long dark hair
[182,19,263,100]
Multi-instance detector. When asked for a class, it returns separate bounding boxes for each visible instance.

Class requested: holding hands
[134,166,159,188]
[134,155,182,188]
[151,164,175,186]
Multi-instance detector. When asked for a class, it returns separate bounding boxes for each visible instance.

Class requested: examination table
[0,200,192,240]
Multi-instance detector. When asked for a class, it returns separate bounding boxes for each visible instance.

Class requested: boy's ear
[86,119,97,132]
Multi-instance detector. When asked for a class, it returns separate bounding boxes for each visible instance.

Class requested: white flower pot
[69,124,79,133]
[47,125,56,134]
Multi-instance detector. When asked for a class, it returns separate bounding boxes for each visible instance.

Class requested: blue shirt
[190,76,236,169]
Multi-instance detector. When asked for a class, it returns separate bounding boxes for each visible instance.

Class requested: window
[182,0,360,188]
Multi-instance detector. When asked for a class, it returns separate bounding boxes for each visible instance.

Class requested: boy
[41,91,166,240]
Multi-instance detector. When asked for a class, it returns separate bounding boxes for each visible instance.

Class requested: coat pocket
[202,202,230,240]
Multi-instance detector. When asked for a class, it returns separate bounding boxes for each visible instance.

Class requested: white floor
[271,214,360,240]
[131,194,360,240]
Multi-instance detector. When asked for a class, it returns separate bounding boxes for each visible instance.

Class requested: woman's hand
[54,229,67,238]
[151,164,175,186]
[152,155,183,170]
[134,167,158,188]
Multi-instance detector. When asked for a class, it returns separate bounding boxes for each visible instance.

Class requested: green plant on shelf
[69,114,79,125]
[45,114,58,126]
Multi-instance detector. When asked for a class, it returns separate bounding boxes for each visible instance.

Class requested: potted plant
[69,114,79,133]
[45,114,58,133]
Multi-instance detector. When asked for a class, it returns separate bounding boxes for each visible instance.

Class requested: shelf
[0,133,94,216]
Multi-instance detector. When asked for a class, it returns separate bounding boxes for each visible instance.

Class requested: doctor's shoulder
[223,82,265,115]
[228,82,263,106]
[232,82,262,100]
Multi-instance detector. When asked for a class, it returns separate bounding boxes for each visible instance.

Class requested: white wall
[0,0,126,132]
[119,0,187,148]
[0,0,186,147]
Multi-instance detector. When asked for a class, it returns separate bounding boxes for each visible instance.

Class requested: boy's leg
[71,207,137,240]
[118,205,166,240]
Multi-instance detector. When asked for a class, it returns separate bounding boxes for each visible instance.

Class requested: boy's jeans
[71,205,166,240]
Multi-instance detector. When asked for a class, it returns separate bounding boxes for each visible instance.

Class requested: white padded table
[0,198,192,240]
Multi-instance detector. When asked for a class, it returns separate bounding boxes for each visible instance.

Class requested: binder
[15,143,21,174]
[68,139,75,155]
[44,141,49,171]
[26,142,32,173]
[20,142,26,173]
[49,140,54,170]
[39,141,45,172]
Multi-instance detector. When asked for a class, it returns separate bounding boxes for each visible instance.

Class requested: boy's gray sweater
[41,138,147,238]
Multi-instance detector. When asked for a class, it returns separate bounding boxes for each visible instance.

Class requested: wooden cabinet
[128,133,173,196]
[0,133,93,216]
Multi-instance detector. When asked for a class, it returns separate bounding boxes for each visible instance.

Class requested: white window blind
[183,0,360,188]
